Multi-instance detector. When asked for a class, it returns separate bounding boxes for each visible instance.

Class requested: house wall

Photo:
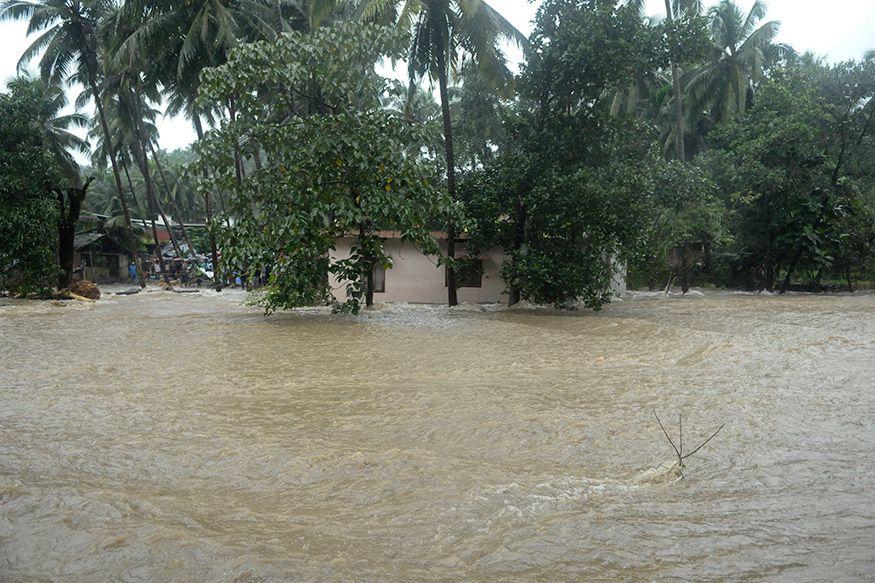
[74,252,128,283]
[329,238,509,305]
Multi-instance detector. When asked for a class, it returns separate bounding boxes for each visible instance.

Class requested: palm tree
[114,0,287,289]
[623,1,702,160]
[359,0,525,305]
[686,0,792,124]
[1,0,148,286]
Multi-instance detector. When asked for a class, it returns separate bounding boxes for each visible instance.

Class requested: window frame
[446,257,483,288]
[371,262,386,293]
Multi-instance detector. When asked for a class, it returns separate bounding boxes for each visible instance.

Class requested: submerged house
[329,231,626,305]
[73,232,130,283]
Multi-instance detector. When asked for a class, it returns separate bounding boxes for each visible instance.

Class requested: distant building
[73,232,129,283]
[329,231,625,305]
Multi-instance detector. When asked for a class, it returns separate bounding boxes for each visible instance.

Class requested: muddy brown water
[1,290,873,581]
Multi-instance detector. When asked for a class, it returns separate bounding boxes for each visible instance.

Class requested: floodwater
[1,290,873,581]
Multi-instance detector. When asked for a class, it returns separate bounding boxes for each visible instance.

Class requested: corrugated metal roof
[73,232,104,250]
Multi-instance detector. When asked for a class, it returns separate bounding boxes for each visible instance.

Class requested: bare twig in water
[678,413,683,461]
[681,422,726,461]
[653,410,726,472]
[654,409,681,463]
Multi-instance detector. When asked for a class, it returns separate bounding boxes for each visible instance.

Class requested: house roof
[73,232,104,250]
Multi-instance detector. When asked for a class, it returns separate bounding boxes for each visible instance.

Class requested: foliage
[195,23,454,313]
[701,60,875,290]
[629,160,729,289]
[2,0,874,302]
[463,0,668,308]
[5,75,88,182]
[685,0,793,125]
[0,81,62,294]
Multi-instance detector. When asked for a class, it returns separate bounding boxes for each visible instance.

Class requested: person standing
[129,262,137,284]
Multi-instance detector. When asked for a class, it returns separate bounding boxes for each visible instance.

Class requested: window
[447,258,483,288]
[372,263,386,293]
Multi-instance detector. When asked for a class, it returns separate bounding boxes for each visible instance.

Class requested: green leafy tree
[450,60,508,170]
[196,23,454,313]
[702,60,875,292]
[464,0,666,308]
[630,160,729,291]
[1,0,146,286]
[0,80,61,294]
[6,76,88,182]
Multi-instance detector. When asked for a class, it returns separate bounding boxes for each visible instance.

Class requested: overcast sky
[1,0,873,155]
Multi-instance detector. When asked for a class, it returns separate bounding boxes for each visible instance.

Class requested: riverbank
[1,291,873,580]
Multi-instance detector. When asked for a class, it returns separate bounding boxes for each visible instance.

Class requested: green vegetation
[195,24,453,313]
[0,0,872,305]
[0,80,61,295]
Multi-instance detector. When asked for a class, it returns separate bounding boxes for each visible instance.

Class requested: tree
[450,60,508,171]
[5,76,88,183]
[0,80,61,295]
[464,0,666,308]
[686,0,793,124]
[610,3,709,159]
[196,23,454,313]
[701,60,875,292]
[115,0,292,289]
[1,0,146,286]
[359,0,525,306]
[630,160,729,292]
[55,177,94,289]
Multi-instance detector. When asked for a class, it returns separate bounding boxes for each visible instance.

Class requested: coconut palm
[624,0,700,159]
[685,0,793,124]
[1,0,148,286]
[359,0,525,305]
[113,0,291,288]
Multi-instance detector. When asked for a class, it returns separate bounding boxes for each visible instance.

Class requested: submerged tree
[464,0,667,308]
[196,23,454,313]
[0,80,61,294]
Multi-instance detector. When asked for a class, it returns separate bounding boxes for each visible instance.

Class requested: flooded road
[1,291,873,580]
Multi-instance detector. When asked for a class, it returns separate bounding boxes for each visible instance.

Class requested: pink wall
[329,237,509,305]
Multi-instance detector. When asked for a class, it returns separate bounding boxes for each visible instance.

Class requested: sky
[1,0,873,156]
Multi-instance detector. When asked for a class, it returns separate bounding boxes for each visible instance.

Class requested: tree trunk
[359,223,374,307]
[149,142,196,257]
[664,269,675,296]
[664,0,686,162]
[812,267,824,292]
[436,47,458,306]
[779,245,804,294]
[680,247,690,294]
[253,145,263,171]
[845,260,853,292]
[55,178,92,289]
[58,219,76,289]
[86,67,145,287]
[126,131,166,280]
[508,200,527,305]
[193,112,222,291]
[127,89,181,275]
